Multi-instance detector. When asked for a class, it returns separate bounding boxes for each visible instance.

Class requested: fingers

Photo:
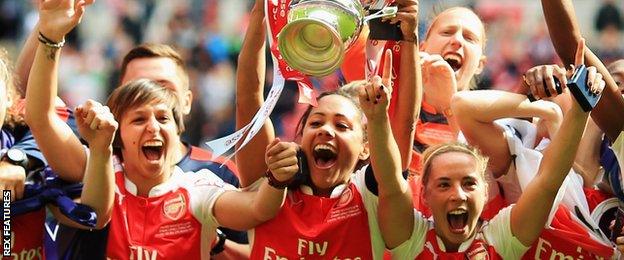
[381,49,393,88]
[541,65,556,98]
[265,142,299,176]
[525,65,568,100]
[574,38,586,67]
[76,100,116,131]
[14,182,24,201]
[585,66,606,95]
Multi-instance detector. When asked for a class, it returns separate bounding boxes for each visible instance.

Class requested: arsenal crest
[163,194,186,221]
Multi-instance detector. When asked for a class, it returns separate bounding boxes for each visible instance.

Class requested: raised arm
[73,100,117,229]
[360,75,413,248]
[511,42,605,246]
[541,0,624,141]
[24,0,88,182]
[387,0,421,170]
[452,85,563,178]
[14,23,39,96]
[235,0,275,187]
[214,139,297,230]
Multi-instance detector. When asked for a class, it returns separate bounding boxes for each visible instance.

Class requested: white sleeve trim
[483,205,529,259]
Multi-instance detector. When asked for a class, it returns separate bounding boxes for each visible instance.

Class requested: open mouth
[443,54,463,72]
[313,144,337,169]
[142,140,164,161]
[447,209,468,234]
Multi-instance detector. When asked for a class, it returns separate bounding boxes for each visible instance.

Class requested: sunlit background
[0,0,621,147]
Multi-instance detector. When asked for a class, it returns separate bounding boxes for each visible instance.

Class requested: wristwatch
[2,148,29,169]
[210,229,227,256]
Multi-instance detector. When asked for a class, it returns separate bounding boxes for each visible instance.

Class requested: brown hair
[107,79,184,150]
[0,49,25,128]
[120,44,189,89]
[421,142,489,190]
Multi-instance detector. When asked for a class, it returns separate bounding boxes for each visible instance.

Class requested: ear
[474,55,487,75]
[182,89,192,115]
[358,142,370,161]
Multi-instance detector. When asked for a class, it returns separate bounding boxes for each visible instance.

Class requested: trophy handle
[363,6,397,23]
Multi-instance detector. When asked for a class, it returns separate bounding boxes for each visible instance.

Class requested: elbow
[450,92,472,117]
[92,208,112,230]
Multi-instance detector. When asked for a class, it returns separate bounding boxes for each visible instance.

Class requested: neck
[174,137,188,163]
[125,165,173,197]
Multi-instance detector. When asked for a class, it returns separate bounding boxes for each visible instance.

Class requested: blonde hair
[421,142,489,190]
[0,49,24,128]
[423,7,487,90]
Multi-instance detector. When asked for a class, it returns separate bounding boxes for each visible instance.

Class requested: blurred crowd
[1,0,623,147]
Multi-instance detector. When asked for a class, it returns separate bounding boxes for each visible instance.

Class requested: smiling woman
[233,0,421,259]
[23,1,297,259]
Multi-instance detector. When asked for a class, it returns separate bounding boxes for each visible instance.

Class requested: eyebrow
[310,112,349,119]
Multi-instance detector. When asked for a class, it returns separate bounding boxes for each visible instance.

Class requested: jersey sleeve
[613,131,624,175]
[351,164,429,259]
[483,205,529,259]
[185,169,237,227]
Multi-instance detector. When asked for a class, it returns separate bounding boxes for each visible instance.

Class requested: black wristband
[265,170,293,189]
[210,229,227,256]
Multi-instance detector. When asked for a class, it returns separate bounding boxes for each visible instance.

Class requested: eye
[464,33,477,43]
[309,121,322,128]
[437,182,450,189]
[463,180,478,190]
[157,116,170,123]
[131,117,145,124]
[335,122,349,130]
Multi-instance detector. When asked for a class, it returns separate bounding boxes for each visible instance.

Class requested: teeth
[449,209,467,215]
[314,144,335,153]
[144,140,163,147]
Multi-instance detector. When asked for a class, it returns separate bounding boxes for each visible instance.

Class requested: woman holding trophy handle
[236,0,421,258]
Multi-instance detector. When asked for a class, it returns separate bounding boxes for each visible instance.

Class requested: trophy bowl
[278,0,366,77]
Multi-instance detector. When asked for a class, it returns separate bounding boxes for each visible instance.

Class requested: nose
[448,31,464,49]
[317,124,335,138]
[449,185,467,202]
[146,117,160,133]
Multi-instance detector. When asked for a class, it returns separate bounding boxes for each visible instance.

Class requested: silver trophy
[278,0,396,77]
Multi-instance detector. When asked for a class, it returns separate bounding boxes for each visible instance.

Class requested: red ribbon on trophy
[266,0,317,107]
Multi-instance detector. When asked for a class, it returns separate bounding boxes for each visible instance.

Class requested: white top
[393,205,528,259]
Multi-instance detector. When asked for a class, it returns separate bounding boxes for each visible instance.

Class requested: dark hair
[120,43,189,89]
[107,79,184,152]
[294,84,366,141]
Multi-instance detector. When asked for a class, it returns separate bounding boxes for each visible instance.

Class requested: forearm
[369,115,413,248]
[369,115,406,195]
[542,0,624,140]
[25,44,86,182]
[15,23,39,96]
[80,147,114,229]
[452,90,560,123]
[573,118,603,186]
[235,2,274,187]
[250,180,287,223]
[392,41,420,170]
[512,104,589,245]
